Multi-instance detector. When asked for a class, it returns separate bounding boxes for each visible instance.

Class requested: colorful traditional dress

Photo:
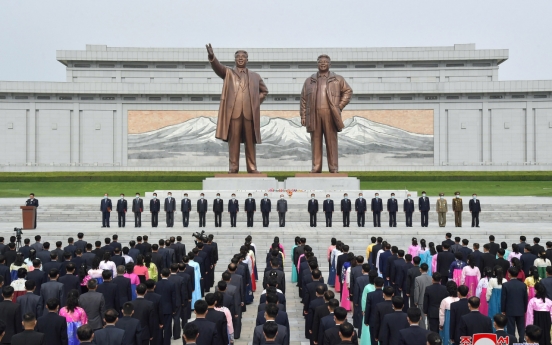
[408,245,421,259]
[188,260,202,306]
[534,258,551,279]
[124,273,140,300]
[99,260,117,277]
[133,265,149,284]
[439,296,459,344]
[332,249,343,292]
[291,244,298,283]
[359,283,375,345]
[525,276,540,301]
[486,277,504,324]
[448,259,467,287]
[507,251,522,263]
[419,250,433,277]
[327,245,336,286]
[476,277,490,316]
[10,278,27,301]
[341,263,352,310]
[461,266,481,298]
[146,263,158,282]
[87,268,104,284]
[526,297,552,345]
[59,306,88,345]
[9,263,28,282]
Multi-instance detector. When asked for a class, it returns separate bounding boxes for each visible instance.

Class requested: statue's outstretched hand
[206,43,214,60]
[301,119,306,126]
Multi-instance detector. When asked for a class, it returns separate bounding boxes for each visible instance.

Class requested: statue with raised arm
[206,43,269,174]
[300,54,352,173]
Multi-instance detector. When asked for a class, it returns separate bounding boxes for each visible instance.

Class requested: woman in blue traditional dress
[486,266,505,329]
[59,290,88,345]
[327,238,336,286]
[359,270,378,345]
[419,242,436,277]
[291,236,300,283]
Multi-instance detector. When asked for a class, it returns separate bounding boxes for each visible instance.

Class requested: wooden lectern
[20,206,36,229]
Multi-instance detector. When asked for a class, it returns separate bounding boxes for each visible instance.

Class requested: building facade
[1,43,551,171]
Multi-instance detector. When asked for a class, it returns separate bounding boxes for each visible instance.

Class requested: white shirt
[99,260,118,277]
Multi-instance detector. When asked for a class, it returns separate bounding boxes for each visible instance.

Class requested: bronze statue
[206,44,268,173]
[300,55,352,173]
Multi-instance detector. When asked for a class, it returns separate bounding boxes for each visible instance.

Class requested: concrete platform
[202,177,279,190]
[285,177,360,190]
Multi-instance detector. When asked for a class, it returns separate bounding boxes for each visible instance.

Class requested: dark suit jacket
[149,199,160,212]
[520,252,538,276]
[40,281,64,310]
[93,325,125,345]
[308,199,319,213]
[245,198,257,212]
[16,292,43,318]
[132,198,144,213]
[378,251,392,278]
[469,199,481,212]
[501,278,528,316]
[306,297,325,339]
[486,242,500,256]
[373,300,394,341]
[36,312,68,345]
[190,318,219,345]
[311,303,330,342]
[423,284,448,319]
[115,316,142,345]
[116,199,127,212]
[79,291,106,330]
[379,311,409,345]
[10,330,44,345]
[323,325,358,345]
[323,200,334,212]
[398,325,430,345]
[460,247,473,262]
[318,313,335,344]
[403,199,414,212]
[480,252,497,272]
[354,198,367,212]
[164,197,176,212]
[260,199,271,213]
[213,199,224,213]
[450,298,470,344]
[168,274,187,308]
[341,199,352,212]
[154,278,176,315]
[144,292,163,329]
[180,198,191,212]
[418,197,430,211]
[387,199,398,212]
[459,311,493,338]
[26,270,46,296]
[100,198,112,212]
[405,265,421,295]
[532,244,545,256]
[112,276,132,305]
[228,199,239,213]
[495,330,517,345]
[130,298,155,342]
[370,198,382,212]
[252,322,288,345]
[97,281,120,311]
[495,258,510,274]
[197,199,208,212]
[303,281,328,311]
[58,274,80,306]
[0,300,23,343]
[205,309,229,345]
[263,269,286,294]
[436,251,455,276]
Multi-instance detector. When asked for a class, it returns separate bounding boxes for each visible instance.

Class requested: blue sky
[1,0,550,82]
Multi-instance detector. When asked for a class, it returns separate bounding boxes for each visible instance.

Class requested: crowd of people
[0,230,551,345]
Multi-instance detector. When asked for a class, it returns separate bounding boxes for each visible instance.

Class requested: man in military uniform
[452,192,463,227]
[436,193,448,227]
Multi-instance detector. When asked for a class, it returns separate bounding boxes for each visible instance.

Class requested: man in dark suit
[169,264,187,340]
[0,286,23,343]
[10,312,44,345]
[521,246,538,277]
[252,303,288,345]
[340,193,351,227]
[308,194,319,227]
[459,297,492,338]
[93,309,125,345]
[263,262,286,294]
[197,193,208,228]
[531,237,545,257]
[423,273,448,332]
[131,284,156,345]
[181,193,192,228]
[36,298,68,345]
[352,193,366,227]
[493,313,517,345]
[155,269,177,345]
[144,280,163,345]
[303,270,327,313]
[418,191,430,227]
[311,291,334,345]
[25,193,39,229]
[205,294,228,345]
[100,194,112,228]
[352,264,370,334]
[335,323,356,345]
[132,193,144,228]
[212,193,224,228]
[378,296,409,345]
[149,193,161,227]
[79,280,106,330]
[116,194,127,228]
[501,267,528,340]
[405,256,421,308]
[189,300,219,345]
[16,281,43,318]
[322,194,334,227]
[245,193,257,227]
[40,269,64,314]
[58,264,79,306]
[373,286,395,343]
[115,302,142,345]
[436,244,455,284]
[403,194,415,227]
[227,193,239,228]
[370,193,382,227]
[164,192,176,227]
[397,308,430,345]
[479,244,497,273]
[304,286,325,341]
[276,194,287,227]
[260,193,271,227]
[322,307,358,345]
[26,262,45,296]
[74,233,87,253]
[469,194,481,227]
[387,193,398,228]
[449,285,470,345]
[76,325,94,345]
[112,267,132,306]
[485,235,499,256]
[261,322,285,345]
[97,271,120,312]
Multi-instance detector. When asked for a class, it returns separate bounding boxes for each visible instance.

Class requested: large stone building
[1,43,551,171]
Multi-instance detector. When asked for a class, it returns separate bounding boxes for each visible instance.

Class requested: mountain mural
[128,116,433,166]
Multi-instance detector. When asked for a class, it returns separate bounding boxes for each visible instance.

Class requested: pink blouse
[124,273,140,285]
[432,254,438,273]
[60,306,88,324]
[278,243,285,256]
[408,245,421,258]
[133,265,149,280]
[327,245,336,262]
[439,296,460,326]
[461,266,481,285]
[526,297,552,326]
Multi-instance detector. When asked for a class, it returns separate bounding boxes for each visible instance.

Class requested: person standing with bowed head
[418,191,430,227]
[149,193,160,227]
[100,193,112,228]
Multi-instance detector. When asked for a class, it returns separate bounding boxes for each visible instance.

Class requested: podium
[20,206,36,229]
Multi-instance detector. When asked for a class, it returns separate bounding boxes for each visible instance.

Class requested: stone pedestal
[203,177,278,191]
[285,175,360,190]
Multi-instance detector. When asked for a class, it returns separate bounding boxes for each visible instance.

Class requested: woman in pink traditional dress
[332,242,343,292]
[273,236,285,257]
[408,237,421,259]
[448,251,467,287]
[59,290,88,345]
[476,267,492,316]
[340,253,355,311]
[133,255,149,284]
[507,244,522,263]
[461,254,481,297]
[526,282,552,345]
[432,245,443,275]
[124,262,140,300]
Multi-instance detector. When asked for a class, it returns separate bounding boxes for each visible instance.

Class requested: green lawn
[1,180,552,197]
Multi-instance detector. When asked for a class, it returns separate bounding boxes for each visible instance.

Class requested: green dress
[360,283,375,345]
